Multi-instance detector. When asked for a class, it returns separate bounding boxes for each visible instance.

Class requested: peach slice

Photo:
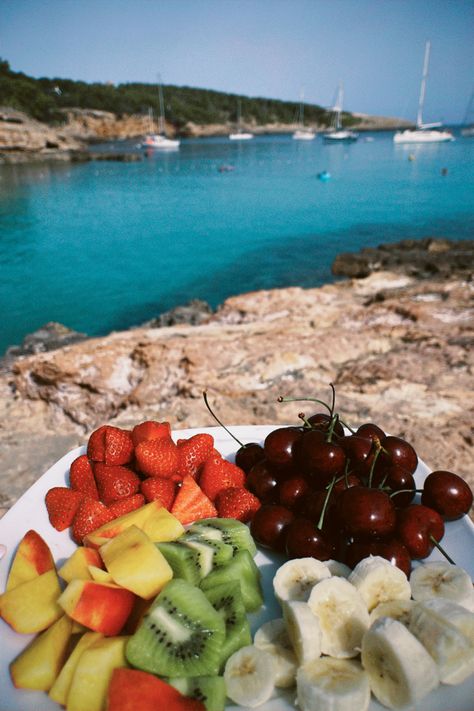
[88,565,114,584]
[0,568,63,633]
[58,579,135,636]
[6,529,55,591]
[49,630,103,705]
[58,546,103,583]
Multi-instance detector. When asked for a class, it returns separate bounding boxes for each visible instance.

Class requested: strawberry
[72,497,113,544]
[45,487,84,531]
[140,477,177,510]
[131,420,171,446]
[215,486,261,523]
[108,493,145,518]
[135,438,179,479]
[69,454,99,499]
[198,456,246,501]
[94,463,140,506]
[87,425,134,466]
[176,433,215,479]
[170,476,217,525]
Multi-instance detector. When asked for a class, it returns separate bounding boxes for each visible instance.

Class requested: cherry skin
[332,472,362,495]
[264,427,302,468]
[338,486,396,539]
[307,412,345,438]
[344,538,411,576]
[285,518,335,560]
[356,422,385,441]
[235,443,265,474]
[297,430,346,486]
[250,504,294,552]
[340,435,374,478]
[373,465,416,508]
[245,460,280,503]
[421,470,473,520]
[278,476,310,511]
[396,504,444,559]
[301,490,340,537]
[377,435,418,476]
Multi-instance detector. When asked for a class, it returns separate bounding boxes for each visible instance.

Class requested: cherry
[340,434,374,477]
[301,490,340,537]
[421,470,473,520]
[332,472,361,495]
[285,518,335,560]
[250,503,294,552]
[307,412,345,438]
[377,435,418,476]
[264,427,303,468]
[245,460,279,502]
[278,476,310,511]
[297,430,346,486]
[373,465,416,508]
[396,504,444,559]
[344,538,411,576]
[338,486,396,539]
[356,422,385,441]
[235,442,266,474]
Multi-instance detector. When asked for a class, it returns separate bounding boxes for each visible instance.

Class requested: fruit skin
[107,667,206,711]
[69,454,99,499]
[170,475,217,525]
[135,437,180,478]
[58,579,136,636]
[176,433,215,479]
[199,456,246,501]
[215,486,261,523]
[338,486,396,539]
[0,568,63,633]
[58,546,104,583]
[94,463,141,506]
[141,476,177,509]
[264,427,303,467]
[396,504,445,559]
[45,486,84,531]
[72,497,114,544]
[250,504,294,552]
[87,425,134,465]
[108,493,146,518]
[6,529,55,591]
[131,420,171,446]
[421,470,473,520]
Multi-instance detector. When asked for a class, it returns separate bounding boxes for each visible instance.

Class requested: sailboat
[229,99,254,140]
[293,90,315,140]
[323,82,358,142]
[142,78,180,149]
[393,42,453,144]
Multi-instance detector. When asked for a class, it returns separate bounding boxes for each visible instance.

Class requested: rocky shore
[0,239,472,521]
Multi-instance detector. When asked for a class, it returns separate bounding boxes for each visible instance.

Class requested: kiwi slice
[181,535,233,575]
[203,580,251,666]
[188,518,257,557]
[156,542,201,585]
[200,550,263,612]
[125,579,225,677]
[167,676,226,711]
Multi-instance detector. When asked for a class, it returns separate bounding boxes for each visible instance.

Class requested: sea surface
[0,130,473,355]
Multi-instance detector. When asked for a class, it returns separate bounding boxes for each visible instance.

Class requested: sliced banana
[408,600,474,684]
[273,557,331,604]
[296,657,370,711]
[307,576,370,658]
[223,644,276,707]
[324,559,352,578]
[369,599,415,627]
[282,600,322,664]
[253,618,298,688]
[415,596,474,646]
[410,561,474,611]
[348,555,411,612]
[361,616,439,709]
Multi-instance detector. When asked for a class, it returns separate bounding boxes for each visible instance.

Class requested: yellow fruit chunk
[10,614,72,691]
[100,525,173,599]
[88,565,114,583]
[66,635,129,711]
[58,546,103,583]
[58,579,135,636]
[0,569,62,633]
[49,631,102,705]
[6,529,55,591]
[83,500,184,549]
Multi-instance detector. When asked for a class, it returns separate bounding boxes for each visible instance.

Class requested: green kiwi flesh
[156,542,202,585]
[188,518,257,557]
[181,535,233,573]
[167,675,226,711]
[200,550,263,612]
[203,580,251,666]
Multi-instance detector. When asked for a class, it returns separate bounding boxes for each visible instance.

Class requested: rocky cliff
[1,264,472,519]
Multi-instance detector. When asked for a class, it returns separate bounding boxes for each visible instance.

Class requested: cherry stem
[278,395,332,414]
[326,413,340,443]
[429,535,456,565]
[329,383,336,418]
[298,412,313,429]
[367,441,383,488]
[202,391,244,448]
[389,488,423,498]
[317,476,336,530]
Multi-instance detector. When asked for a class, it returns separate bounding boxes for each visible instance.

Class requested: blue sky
[1,0,473,123]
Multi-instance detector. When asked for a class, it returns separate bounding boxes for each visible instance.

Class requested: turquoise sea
[0,130,473,355]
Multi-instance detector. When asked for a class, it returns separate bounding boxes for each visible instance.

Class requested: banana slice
[369,599,415,627]
[253,618,298,688]
[223,644,276,707]
[282,600,322,664]
[361,616,439,709]
[410,561,474,611]
[415,597,474,646]
[273,557,331,604]
[307,576,370,658]
[296,657,371,711]
[324,559,352,578]
[348,555,411,612]
[408,600,474,684]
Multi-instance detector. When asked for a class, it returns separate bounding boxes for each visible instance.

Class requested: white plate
[0,425,473,711]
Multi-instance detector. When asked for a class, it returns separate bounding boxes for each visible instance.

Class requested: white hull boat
[323,83,358,142]
[141,79,180,150]
[292,91,315,140]
[229,99,253,140]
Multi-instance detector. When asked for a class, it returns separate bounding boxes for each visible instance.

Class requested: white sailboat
[394,42,453,144]
[142,78,180,149]
[293,90,315,140]
[229,99,254,140]
[323,82,358,142]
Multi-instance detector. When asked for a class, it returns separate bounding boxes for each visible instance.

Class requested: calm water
[0,130,473,354]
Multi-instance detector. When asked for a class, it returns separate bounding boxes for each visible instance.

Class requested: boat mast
[157,74,166,135]
[417,41,430,128]
[299,89,305,127]
[332,82,343,130]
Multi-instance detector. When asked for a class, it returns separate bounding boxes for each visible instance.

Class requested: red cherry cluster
[218,391,473,577]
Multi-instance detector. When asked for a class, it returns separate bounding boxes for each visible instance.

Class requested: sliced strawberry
[199,456,246,501]
[72,497,114,544]
[215,486,261,522]
[108,493,145,518]
[175,433,215,479]
[131,420,171,446]
[94,463,140,506]
[69,454,99,499]
[170,476,217,525]
[135,438,179,478]
[140,477,177,510]
[107,668,206,711]
[87,425,134,466]
[45,487,84,532]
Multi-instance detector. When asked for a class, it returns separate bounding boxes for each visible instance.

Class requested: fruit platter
[1,392,474,711]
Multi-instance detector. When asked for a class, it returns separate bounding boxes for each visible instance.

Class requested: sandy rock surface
[0,271,472,521]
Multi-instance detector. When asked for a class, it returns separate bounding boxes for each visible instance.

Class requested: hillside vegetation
[0,59,350,130]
